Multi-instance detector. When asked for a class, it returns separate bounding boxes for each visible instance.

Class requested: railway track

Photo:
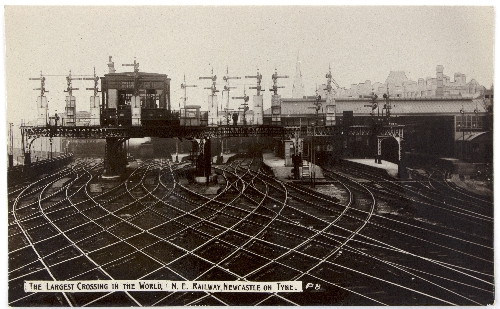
[7,156,494,306]
[321,164,493,305]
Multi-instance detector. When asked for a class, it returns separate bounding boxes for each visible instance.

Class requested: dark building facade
[264,93,493,165]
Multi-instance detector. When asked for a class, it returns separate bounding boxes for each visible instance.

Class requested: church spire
[292,52,304,98]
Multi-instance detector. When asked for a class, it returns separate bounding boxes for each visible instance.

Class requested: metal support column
[49,137,53,159]
[193,139,201,174]
[21,128,31,166]
[376,137,382,164]
[175,138,179,163]
[204,137,212,184]
[103,137,128,177]
[398,139,408,179]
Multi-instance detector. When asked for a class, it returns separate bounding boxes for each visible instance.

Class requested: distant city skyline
[4,6,495,125]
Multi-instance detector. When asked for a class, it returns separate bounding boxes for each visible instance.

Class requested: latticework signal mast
[65,70,80,97]
[269,68,289,95]
[199,68,220,126]
[29,71,49,126]
[222,66,240,125]
[122,58,140,96]
[29,71,48,97]
[83,67,100,97]
[246,69,265,96]
[64,70,82,126]
[324,64,340,95]
[181,74,197,109]
[81,67,101,125]
[199,68,219,96]
[232,87,250,125]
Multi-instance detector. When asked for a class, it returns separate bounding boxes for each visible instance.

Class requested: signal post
[246,69,265,125]
[200,69,219,127]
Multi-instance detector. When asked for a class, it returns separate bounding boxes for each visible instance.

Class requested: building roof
[265,97,488,116]
[103,71,170,81]
[385,71,409,85]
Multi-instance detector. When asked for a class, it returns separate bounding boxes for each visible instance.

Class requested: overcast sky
[3,6,496,125]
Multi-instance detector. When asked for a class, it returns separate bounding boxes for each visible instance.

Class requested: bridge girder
[20,124,404,145]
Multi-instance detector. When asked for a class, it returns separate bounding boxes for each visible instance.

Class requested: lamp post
[49,138,53,159]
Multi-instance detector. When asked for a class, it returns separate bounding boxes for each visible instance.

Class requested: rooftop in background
[265,96,490,116]
[319,65,486,100]
[385,71,409,86]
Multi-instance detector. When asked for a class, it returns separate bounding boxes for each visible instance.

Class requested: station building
[264,64,492,168]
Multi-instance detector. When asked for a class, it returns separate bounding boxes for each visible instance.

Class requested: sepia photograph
[3,5,495,306]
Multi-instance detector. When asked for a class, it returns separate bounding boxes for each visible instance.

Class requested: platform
[263,152,323,181]
[173,153,234,164]
[343,158,399,178]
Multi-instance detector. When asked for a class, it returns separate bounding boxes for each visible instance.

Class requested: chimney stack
[108,56,116,73]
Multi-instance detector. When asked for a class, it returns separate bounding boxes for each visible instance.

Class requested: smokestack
[108,56,116,73]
